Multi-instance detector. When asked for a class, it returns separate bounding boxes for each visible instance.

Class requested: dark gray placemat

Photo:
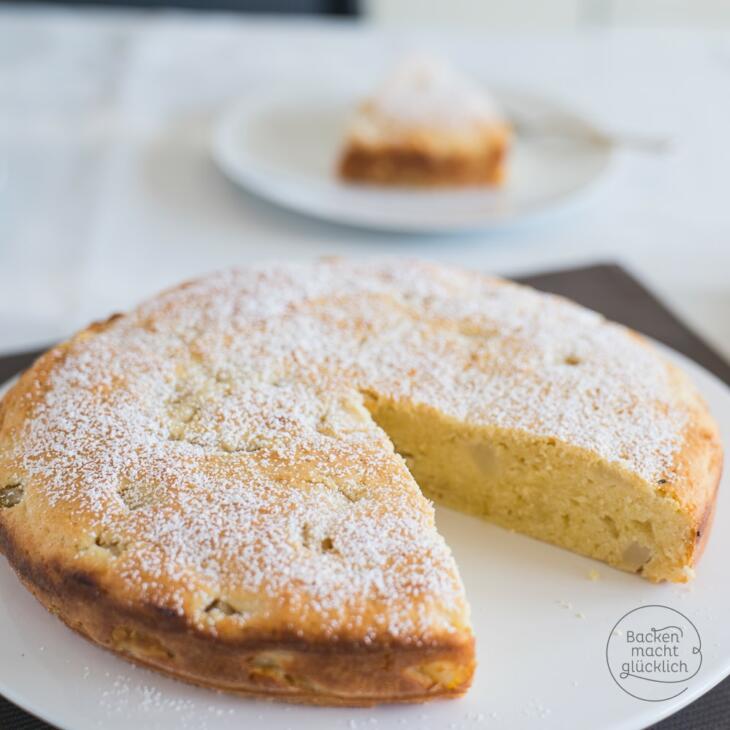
[0,263,727,729]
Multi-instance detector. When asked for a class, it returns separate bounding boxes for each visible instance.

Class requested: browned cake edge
[672,381,724,575]
[0,521,475,706]
[644,351,723,581]
[337,135,509,187]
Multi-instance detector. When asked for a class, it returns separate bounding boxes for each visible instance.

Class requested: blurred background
[10,0,730,26]
[9,0,730,26]
[0,0,728,359]
[368,1,730,28]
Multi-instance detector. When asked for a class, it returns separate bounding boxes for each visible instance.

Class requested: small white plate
[1,344,728,730]
[211,85,613,233]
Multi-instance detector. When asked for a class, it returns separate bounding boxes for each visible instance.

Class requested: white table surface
[0,6,728,360]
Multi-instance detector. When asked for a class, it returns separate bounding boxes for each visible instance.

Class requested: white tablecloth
[1,6,728,359]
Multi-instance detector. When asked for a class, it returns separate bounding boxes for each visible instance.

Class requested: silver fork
[504,107,673,154]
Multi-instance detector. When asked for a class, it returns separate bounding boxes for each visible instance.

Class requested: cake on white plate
[338,55,511,186]
[0,259,722,706]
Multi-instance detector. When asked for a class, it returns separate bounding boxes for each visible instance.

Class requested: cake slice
[338,56,511,186]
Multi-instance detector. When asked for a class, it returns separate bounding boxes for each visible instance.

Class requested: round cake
[0,259,722,705]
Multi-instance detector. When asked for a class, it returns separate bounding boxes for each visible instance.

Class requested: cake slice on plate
[338,55,511,186]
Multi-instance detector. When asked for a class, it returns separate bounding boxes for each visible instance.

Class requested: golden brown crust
[338,133,509,187]
[653,361,724,577]
[0,521,473,706]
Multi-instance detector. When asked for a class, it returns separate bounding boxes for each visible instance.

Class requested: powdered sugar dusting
[100,671,237,729]
[349,55,504,143]
[3,259,687,641]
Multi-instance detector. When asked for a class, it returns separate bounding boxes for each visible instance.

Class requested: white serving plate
[211,84,613,234]
[0,344,727,730]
